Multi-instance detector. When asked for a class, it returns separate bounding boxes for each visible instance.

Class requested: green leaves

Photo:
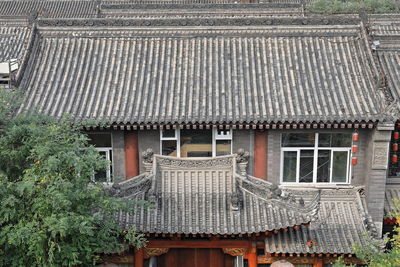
[0,114,146,266]
[308,0,400,14]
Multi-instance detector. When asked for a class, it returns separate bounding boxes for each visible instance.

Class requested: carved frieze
[37,16,361,28]
[222,248,246,257]
[372,142,389,169]
[143,248,169,259]
[155,155,233,168]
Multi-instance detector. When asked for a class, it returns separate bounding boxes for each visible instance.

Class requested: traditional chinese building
[1,1,399,266]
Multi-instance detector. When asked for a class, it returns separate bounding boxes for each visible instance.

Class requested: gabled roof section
[17,18,386,125]
[0,19,32,63]
[265,188,379,255]
[110,154,320,235]
[0,0,98,18]
[369,15,400,107]
[99,2,305,18]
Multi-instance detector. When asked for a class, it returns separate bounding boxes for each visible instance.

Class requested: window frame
[280,132,352,185]
[92,147,113,184]
[160,128,232,158]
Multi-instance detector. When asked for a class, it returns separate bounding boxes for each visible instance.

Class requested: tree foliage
[0,108,147,266]
[308,0,400,14]
[333,199,400,267]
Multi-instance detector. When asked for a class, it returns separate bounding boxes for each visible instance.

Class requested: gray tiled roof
[0,0,98,18]
[110,154,320,235]
[265,188,378,255]
[18,23,386,125]
[370,15,400,103]
[385,184,400,216]
[0,20,32,62]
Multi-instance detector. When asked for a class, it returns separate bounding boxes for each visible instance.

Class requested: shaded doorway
[157,248,235,267]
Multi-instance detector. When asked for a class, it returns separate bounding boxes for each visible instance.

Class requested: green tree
[333,199,400,267]
[0,110,147,266]
[308,0,399,14]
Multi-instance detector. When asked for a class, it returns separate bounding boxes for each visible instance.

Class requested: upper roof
[109,153,320,235]
[370,15,400,112]
[0,19,32,63]
[0,0,98,18]
[16,17,388,126]
[265,188,378,255]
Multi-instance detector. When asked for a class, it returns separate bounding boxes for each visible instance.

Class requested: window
[389,126,400,178]
[281,133,351,184]
[160,128,232,157]
[88,133,113,183]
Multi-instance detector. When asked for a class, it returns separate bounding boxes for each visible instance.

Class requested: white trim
[280,133,352,184]
[93,147,113,184]
[160,128,232,158]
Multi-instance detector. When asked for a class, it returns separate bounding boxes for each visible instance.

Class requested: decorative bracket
[142,148,154,173]
[236,148,249,175]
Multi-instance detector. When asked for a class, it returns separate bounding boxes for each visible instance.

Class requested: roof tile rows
[111,155,320,235]
[0,22,32,62]
[17,25,385,125]
[265,189,376,254]
[0,0,98,18]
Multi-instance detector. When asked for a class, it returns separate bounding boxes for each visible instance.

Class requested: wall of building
[112,131,126,182]
[364,124,393,236]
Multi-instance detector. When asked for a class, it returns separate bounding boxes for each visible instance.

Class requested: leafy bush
[0,110,147,266]
[308,0,399,14]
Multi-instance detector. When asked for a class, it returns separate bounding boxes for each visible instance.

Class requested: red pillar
[134,248,144,267]
[314,258,323,267]
[254,130,268,180]
[246,242,258,267]
[124,131,139,179]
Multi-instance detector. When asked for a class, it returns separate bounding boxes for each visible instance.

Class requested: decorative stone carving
[156,155,233,168]
[222,248,246,257]
[143,248,169,259]
[236,149,249,175]
[37,16,360,28]
[142,148,154,173]
[372,142,389,169]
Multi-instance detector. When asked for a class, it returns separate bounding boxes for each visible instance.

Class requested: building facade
[1,1,400,266]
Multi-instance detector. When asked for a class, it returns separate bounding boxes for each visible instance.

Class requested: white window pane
[94,151,108,183]
[161,129,176,139]
[180,129,212,157]
[317,150,331,183]
[283,151,297,182]
[332,151,348,183]
[88,133,112,147]
[216,140,231,156]
[282,133,315,147]
[162,140,177,156]
[319,133,351,147]
[299,150,313,183]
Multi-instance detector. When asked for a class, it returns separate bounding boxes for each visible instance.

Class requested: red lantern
[393,143,399,151]
[352,157,358,165]
[394,132,400,140]
[352,145,358,153]
[352,132,359,141]
[392,155,398,163]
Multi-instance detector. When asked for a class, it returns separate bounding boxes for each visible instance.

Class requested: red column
[124,131,139,179]
[134,248,144,267]
[314,258,323,267]
[246,242,258,267]
[254,130,268,180]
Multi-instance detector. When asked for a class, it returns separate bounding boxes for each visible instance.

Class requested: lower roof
[265,188,378,255]
[110,154,320,235]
